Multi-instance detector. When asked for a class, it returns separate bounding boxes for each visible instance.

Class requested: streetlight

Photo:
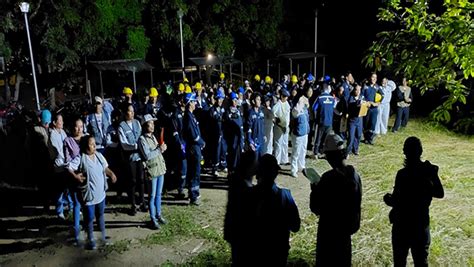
[314,8,318,80]
[177,9,185,80]
[19,2,40,111]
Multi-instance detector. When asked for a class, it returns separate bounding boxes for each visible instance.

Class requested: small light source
[19,2,30,13]
[207,54,213,61]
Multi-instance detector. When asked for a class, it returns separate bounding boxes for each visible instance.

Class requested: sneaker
[176,191,186,200]
[190,199,201,206]
[354,151,359,156]
[157,216,167,225]
[150,221,160,230]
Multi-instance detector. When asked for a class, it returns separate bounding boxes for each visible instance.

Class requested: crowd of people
[6,70,445,266]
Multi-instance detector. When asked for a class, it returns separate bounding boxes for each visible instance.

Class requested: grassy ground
[165,118,474,266]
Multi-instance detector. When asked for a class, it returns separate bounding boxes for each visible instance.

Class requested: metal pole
[178,11,185,79]
[267,60,270,76]
[23,12,40,111]
[132,67,137,93]
[314,9,318,79]
[99,71,104,98]
[230,64,233,83]
[297,64,300,78]
[150,69,154,87]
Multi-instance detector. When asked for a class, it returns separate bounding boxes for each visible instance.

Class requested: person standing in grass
[138,114,168,230]
[384,136,444,267]
[310,133,362,266]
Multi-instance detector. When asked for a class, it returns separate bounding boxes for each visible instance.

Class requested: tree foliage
[364,0,474,123]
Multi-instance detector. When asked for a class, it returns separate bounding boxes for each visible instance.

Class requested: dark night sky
[280,0,381,80]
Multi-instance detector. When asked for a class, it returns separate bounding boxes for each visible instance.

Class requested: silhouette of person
[310,133,362,266]
[253,154,301,267]
[224,150,258,266]
[384,136,444,267]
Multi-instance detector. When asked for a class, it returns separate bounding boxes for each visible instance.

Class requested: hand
[111,173,117,184]
[160,143,167,152]
[250,143,256,151]
[75,173,85,183]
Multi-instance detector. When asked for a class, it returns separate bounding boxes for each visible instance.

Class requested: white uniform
[375,80,396,135]
[272,100,291,165]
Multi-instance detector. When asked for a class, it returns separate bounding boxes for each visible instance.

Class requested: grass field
[148,118,474,266]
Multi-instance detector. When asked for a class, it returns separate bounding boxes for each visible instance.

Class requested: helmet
[230,92,238,100]
[254,74,261,82]
[265,76,272,84]
[324,75,331,82]
[178,83,185,91]
[291,75,298,84]
[185,85,192,94]
[307,73,315,82]
[215,91,225,99]
[183,77,189,83]
[149,87,158,97]
[220,73,225,80]
[238,86,245,94]
[41,109,52,125]
[184,93,197,105]
[123,87,133,95]
[375,92,383,103]
[195,82,202,90]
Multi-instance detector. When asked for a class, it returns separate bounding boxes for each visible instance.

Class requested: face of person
[347,73,354,83]
[382,78,388,86]
[232,99,238,107]
[306,88,313,98]
[95,102,103,113]
[254,96,261,108]
[126,105,134,120]
[87,137,96,155]
[217,98,224,106]
[54,115,64,130]
[370,74,377,85]
[354,85,361,96]
[188,100,196,112]
[146,120,154,133]
[73,119,84,137]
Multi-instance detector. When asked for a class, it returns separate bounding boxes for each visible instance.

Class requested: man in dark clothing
[254,154,300,267]
[224,150,258,267]
[384,136,444,267]
[310,133,362,267]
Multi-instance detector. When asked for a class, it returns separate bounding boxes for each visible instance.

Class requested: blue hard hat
[281,89,290,97]
[230,92,238,100]
[41,109,52,125]
[324,75,331,82]
[307,73,315,82]
[238,86,245,94]
[184,93,197,105]
[216,91,225,99]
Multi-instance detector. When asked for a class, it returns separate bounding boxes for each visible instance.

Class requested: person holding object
[138,114,167,230]
[384,136,444,266]
[310,133,362,266]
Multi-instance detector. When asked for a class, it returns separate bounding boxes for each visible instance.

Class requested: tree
[145,0,285,71]
[364,0,473,124]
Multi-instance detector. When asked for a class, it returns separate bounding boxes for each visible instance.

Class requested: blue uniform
[312,92,336,154]
[246,107,265,158]
[183,110,205,202]
[346,95,364,155]
[209,105,227,172]
[362,85,384,144]
[224,106,245,172]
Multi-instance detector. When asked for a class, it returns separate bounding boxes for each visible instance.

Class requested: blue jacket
[313,92,335,126]
[183,110,205,148]
[363,84,384,108]
[224,106,244,150]
[246,107,265,150]
[209,105,225,137]
[292,108,310,136]
[86,112,110,148]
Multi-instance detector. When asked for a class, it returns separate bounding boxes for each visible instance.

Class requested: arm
[118,125,138,151]
[283,189,301,232]
[105,167,117,183]
[138,136,161,161]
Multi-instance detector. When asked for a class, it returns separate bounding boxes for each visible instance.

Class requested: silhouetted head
[238,150,259,182]
[403,136,423,164]
[323,133,347,168]
[257,154,280,186]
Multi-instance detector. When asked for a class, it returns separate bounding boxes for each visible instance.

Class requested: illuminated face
[54,115,64,129]
[254,96,261,108]
[146,120,154,133]
[87,137,96,155]
[73,119,84,137]
[370,73,377,85]
[126,105,134,120]
[354,85,361,96]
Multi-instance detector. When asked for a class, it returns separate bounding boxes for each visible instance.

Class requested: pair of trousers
[127,160,144,207]
[347,118,362,154]
[273,126,289,164]
[84,199,106,245]
[364,107,379,143]
[393,107,410,132]
[186,145,201,201]
[291,134,308,175]
[148,175,164,222]
[313,124,332,155]
[392,224,430,267]
[375,103,390,134]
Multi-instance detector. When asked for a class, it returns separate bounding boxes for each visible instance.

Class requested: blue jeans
[84,199,106,245]
[71,191,82,241]
[148,175,164,222]
[347,118,362,154]
[393,107,410,132]
[56,189,73,216]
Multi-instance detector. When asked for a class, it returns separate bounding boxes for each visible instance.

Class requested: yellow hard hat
[123,87,133,95]
[195,82,202,90]
[178,83,185,91]
[265,76,272,84]
[220,73,225,80]
[183,77,189,83]
[185,85,192,94]
[149,87,158,97]
[375,92,383,103]
[291,75,298,83]
[254,74,261,82]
